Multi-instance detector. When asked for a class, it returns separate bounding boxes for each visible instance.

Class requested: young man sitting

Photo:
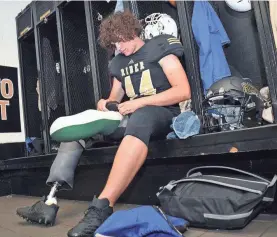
[16,10,191,237]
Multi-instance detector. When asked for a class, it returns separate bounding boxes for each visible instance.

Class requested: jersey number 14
[124,69,157,100]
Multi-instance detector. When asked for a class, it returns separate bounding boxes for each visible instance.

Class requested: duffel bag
[157,166,277,230]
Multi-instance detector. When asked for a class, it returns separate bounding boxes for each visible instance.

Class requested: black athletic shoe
[67,196,113,237]
[16,196,59,226]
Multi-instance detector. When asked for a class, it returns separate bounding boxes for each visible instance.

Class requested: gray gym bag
[157,166,277,230]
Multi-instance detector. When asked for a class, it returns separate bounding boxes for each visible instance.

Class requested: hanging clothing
[192,1,231,92]
[42,37,64,114]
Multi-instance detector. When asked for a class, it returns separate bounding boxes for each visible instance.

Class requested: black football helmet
[202,75,264,133]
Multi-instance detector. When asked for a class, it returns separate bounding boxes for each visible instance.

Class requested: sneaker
[67,196,113,237]
[16,196,59,226]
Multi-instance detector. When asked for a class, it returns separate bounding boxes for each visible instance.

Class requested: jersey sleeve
[147,34,185,63]
[108,56,123,82]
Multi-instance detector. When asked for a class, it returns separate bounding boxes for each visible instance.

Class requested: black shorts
[109,105,179,146]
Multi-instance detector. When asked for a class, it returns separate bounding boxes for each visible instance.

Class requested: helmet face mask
[203,76,264,133]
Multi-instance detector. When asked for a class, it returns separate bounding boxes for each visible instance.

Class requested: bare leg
[98,135,148,206]
[67,106,174,237]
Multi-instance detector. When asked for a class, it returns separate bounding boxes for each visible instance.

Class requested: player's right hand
[97,99,108,111]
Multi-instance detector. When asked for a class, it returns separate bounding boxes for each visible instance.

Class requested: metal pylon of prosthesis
[48,181,61,200]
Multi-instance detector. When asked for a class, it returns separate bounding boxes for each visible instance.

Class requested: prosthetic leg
[46,140,85,197]
[16,107,122,226]
[16,140,85,226]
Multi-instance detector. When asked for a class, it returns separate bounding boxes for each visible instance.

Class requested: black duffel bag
[157,166,277,230]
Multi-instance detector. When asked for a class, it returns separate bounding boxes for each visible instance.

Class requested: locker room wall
[0,1,30,143]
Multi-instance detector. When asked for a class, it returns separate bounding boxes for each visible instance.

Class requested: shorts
[109,105,178,146]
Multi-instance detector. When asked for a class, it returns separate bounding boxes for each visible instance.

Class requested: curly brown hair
[99,10,143,50]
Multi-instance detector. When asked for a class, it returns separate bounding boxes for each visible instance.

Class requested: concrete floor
[1,195,277,237]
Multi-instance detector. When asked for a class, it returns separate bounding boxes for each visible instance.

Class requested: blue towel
[167,111,200,140]
[192,1,231,92]
[95,205,188,237]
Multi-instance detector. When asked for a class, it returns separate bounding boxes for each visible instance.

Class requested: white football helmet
[143,13,178,40]
[225,0,252,12]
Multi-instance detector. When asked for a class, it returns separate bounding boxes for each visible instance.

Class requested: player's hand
[97,99,108,111]
[118,100,143,115]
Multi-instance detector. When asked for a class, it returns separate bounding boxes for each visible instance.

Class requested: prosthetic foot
[16,140,84,226]
[16,195,59,226]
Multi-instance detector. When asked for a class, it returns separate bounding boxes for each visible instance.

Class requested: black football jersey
[109,34,184,113]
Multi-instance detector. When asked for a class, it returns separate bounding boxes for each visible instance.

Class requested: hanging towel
[192,1,231,92]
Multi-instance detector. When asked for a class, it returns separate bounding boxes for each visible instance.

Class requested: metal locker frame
[253,1,277,123]
[16,2,39,157]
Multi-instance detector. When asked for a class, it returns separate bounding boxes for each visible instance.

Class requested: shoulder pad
[146,34,184,63]
[108,54,124,81]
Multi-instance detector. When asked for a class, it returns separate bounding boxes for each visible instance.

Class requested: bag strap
[268,175,277,187]
[163,178,263,195]
[152,206,184,236]
[187,166,270,183]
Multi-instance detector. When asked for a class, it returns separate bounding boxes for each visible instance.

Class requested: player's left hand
[118,100,143,115]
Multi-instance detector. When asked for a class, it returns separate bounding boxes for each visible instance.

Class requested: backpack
[157,166,277,230]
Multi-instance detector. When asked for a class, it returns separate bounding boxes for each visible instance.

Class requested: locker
[33,0,66,153]
[179,1,277,134]
[56,1,96,114]
[16,3,42,156]
[85,1,117,101]
[127,0,277,138]
[125,0,203,116]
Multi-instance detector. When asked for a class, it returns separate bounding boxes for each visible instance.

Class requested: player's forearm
[107,79,125,103]
[138,86,191,107]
